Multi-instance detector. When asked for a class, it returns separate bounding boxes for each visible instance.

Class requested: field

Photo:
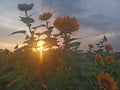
[0,3,120,90]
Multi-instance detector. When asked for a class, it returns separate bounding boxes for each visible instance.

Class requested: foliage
[0,2,120,90]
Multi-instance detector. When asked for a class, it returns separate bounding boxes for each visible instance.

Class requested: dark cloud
[39,0,120,51]
[40,0,87,16]
[40,0,120,33]
[80,14,120,32]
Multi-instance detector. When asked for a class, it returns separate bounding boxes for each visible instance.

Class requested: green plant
[0,2,120,90]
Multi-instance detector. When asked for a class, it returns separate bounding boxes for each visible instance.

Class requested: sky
[0,0,120,51]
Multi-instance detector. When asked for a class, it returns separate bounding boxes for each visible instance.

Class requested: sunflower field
[0,3,120,90]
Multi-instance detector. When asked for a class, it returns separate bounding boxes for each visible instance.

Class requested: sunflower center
[60,22,74,31]
[101,79,111,90]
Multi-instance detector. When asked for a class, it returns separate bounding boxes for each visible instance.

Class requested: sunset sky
[0,0,120,51]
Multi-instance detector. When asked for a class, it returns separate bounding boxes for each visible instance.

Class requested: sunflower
[96,54,104,66]
[54,16,80,33]
[39,12,52,21]
[104,44,113,52]
[88,44,94,49]
[105,56,115,64]
[98,72,118,90]
[18,3,34,11]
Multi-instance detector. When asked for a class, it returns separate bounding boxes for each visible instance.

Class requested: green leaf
[31,24,46,29]
[9,30,26,35]
[35,33,42,36]
[20,17,34,24]
[0,72,18,83]
[7,73,33,90]
[47,71,67,90]
[28,13,34,17]
[14,44,18,49]
[25,35,29,40]
[69,42,80,48]
[48,26,54,32]
[7,80,26,90]
[43,37,58,48]
[69,38,82,42]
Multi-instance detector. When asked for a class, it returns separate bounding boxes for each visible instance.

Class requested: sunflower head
[88,44,94,49]
[105,56,115,64]
[96,54,104,66]
[39,12,52,21]
[104,44,113,52]
[54,16,80,33]
[98,72,118,90]
[18,3,34,11]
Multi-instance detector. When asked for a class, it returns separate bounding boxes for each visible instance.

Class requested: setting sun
[36,40,46,63]
[37,40,45,51]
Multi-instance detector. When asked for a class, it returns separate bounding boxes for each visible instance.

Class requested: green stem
[45,20,51,37]
[28,25,34,38]
[63,33,69,51]
[64,33,67,38]
[25,10,33,38]
[24,78,34,90]
[25,10,28,17]
[45,20,49,28]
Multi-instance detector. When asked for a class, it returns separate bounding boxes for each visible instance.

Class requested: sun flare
[37,40,45,51]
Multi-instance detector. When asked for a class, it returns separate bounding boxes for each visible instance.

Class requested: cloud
[80,14,120,32]
[0,0,120,51]
[40,0,87,16]
[40,0,120,32]
[39,0,120,51]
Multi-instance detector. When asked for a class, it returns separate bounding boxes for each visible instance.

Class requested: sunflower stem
[46,20,50,37]
[25,10,28,17]
[28,25,34,38]
[63,33,69,51]
[24,10,33,38]
[46,20,49,28]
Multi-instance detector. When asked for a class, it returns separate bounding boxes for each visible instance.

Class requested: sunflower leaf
[47,71,67,90]
[69,42,81,48]
[20,17,34,24]
[28,13,34,17]
[14,44,18,49]
[0,72,18,83]
[6,75,27,89]
[9,30,26,36]
[68,38,82,42]
[31,24,46,29]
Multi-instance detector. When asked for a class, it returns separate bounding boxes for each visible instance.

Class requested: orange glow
[37,40,45,63]
[32,48,37,52]
[37,40,45,51]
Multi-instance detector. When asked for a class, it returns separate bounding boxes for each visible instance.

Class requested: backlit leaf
[14,44,18,49]
[9,30,26,35]
[20,17,34,24]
